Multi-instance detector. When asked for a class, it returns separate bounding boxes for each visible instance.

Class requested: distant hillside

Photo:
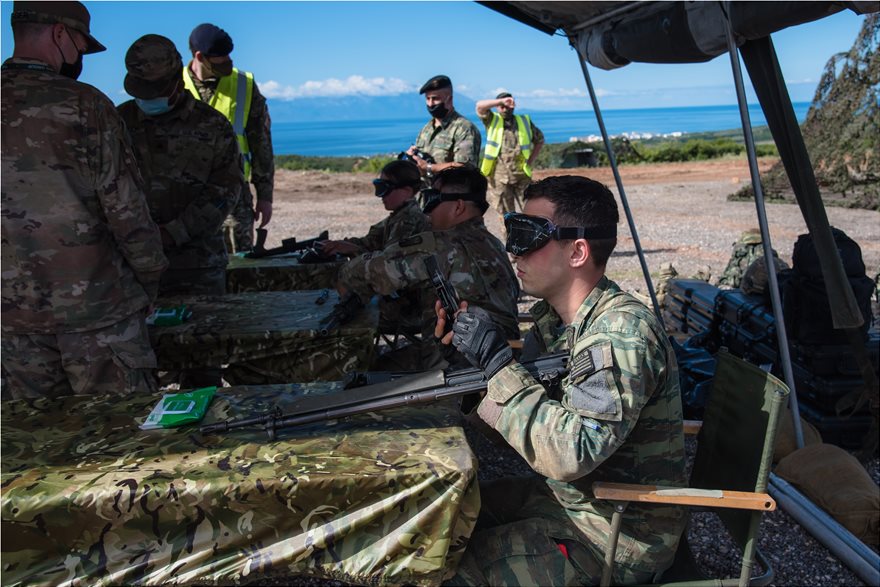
[267,94,478,123]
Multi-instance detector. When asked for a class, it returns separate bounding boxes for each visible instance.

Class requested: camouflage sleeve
[95,99,168,299]
[246,82,274,203]
[452,122,481,165]
[163,121,243,246]
[479,312,668,482]
[385,208,429,247]
[339,232,436,301]
[345,218,387,253]
[532,121,545,146]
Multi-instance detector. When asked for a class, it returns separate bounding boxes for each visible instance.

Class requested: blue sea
[272,102,812,157]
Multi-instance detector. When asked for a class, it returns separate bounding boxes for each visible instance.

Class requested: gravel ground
[246,160,879,586]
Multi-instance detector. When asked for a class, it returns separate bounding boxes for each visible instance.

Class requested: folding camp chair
[593,349,790,587]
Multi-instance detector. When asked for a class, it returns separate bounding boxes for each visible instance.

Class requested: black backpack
[782,227,875,345]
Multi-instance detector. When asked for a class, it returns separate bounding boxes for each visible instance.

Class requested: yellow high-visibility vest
[183,66,254,179]
[480,112,534,178]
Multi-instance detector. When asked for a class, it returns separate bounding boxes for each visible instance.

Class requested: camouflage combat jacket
[187,64,274,203]
[339,217,520,341]
[1,58,168,334]
[483,276,687,572]
[118,93,243,271]
[344,200,429,253]
[414,110,481,166]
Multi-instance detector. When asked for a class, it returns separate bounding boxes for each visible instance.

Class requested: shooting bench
[226,252,345,293]
[0,383,478,586]
[149,290,377,385]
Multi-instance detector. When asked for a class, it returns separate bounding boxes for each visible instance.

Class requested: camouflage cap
[420,75,452,94]
[11,1,105,54]
[124,34,183,99]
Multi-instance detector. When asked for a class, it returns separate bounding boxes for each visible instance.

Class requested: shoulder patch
[563,341,622,422]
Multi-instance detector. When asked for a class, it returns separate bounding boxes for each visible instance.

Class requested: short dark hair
[381,160,420,189]
[433,164,489,214]
[11,20,48,41]
[524,175,619,267]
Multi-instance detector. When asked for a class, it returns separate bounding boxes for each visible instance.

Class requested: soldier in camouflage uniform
[118,34,242,298]
[339,165,519,371]
[1,2,168,399]
[716,228,782,290]
[185,23,275,252]
[407,75,481,183]
[321,160,430,337]
[476,92,545,228]
[320,160,429,257]
[436,175,687,585]
[119,34,243,389]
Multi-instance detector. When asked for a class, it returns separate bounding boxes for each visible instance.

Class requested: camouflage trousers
[446,476,656,586]
[156,267,226,389]
[487,174,530,234]
[1,312,157,400]
[224,182,256,253]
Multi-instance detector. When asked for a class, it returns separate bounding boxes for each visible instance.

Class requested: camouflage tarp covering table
[226,253,344,293]
[150,291,377,385]
[0,384,479,586]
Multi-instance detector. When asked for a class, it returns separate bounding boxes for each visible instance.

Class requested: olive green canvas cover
[149,291,377,384]
[1,384,479,586]
[226,254,344,293]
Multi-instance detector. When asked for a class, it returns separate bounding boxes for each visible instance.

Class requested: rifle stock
[200,352,568,439]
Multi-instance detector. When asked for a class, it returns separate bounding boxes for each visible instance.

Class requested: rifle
[246,229,329,259]
[318,292,364,335]
[425,254,459,331]
[200,351,568,439]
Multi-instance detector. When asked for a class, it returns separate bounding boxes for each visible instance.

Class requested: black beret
[496,91,513,100]
[419,75,452,94]
[189,23,233,57]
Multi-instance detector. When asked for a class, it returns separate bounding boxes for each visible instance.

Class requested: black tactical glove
[452,306,513,380]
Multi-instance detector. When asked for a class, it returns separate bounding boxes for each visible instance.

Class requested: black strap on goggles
[504,212,617,256]
[421,189,488,214]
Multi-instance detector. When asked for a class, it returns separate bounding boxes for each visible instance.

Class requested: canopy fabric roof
[480,1,877,70]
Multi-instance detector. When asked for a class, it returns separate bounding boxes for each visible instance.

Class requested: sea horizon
[272,102,812,157]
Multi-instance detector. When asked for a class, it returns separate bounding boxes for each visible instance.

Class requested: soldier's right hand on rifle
[320,240,360,257]
[434,301,514,380]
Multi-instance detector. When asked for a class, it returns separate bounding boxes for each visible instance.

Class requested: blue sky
[1,1,867,111]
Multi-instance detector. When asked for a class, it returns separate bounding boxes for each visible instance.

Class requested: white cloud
[493,87,612,99]
[262,75,414,99]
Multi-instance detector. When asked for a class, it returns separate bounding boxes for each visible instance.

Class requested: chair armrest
[683,420,702,435]
[592,482,775,512]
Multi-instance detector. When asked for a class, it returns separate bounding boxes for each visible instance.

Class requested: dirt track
[268,157,880,293]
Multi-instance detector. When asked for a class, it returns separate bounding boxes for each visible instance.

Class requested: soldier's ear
[569,239,590,268]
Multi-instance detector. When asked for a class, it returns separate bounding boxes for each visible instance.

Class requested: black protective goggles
[504,212,617,256]
[372,179,408,198]
[421,188,489,214]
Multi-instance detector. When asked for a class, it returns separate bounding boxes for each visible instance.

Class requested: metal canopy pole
[574,52,664,326]
[723,15,804,448]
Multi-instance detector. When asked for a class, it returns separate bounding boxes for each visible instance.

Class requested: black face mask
[427,102,449,120]
[54,28,83,80]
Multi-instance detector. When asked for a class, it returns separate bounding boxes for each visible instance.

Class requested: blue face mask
[135,96,173,116]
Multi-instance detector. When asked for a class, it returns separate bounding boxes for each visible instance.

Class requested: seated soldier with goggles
[319,160,428,258]
[434,175,686,586]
